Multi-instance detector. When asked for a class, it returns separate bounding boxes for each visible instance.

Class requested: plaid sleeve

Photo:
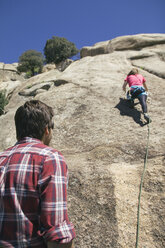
[38,152,75,243]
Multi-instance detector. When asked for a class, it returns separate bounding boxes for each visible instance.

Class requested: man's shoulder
[32,142,64,161]
[38,143,61,155]
[0,140,62,161]
[0,145,16,157]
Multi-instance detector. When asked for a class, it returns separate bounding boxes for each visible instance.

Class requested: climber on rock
[122,68,152,123]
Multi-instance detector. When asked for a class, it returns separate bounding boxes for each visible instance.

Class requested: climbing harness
[126,86,146,100]
[130,87,146,99]
[135,120,151,248]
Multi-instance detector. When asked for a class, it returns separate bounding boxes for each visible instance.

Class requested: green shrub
[44,36,79,64]
[0,91,8,115]
[17,50,44,77]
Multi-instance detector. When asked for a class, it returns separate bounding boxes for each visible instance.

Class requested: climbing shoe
[144,113,152,123]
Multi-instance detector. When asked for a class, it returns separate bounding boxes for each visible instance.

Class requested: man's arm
[39,153,75,245]
[47,240,74,248]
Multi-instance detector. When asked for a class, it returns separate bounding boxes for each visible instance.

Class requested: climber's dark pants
[137,94,147,113]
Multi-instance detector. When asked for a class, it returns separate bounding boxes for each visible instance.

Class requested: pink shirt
[125,74,146,87]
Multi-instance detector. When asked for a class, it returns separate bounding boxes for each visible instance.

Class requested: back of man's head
[15,100,54,141]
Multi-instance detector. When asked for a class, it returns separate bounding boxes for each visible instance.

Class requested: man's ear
[44,125,49,135]
[41,126,51,145]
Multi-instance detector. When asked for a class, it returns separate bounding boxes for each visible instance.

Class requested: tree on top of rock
[44,36,79,64]
[17,50,44,77]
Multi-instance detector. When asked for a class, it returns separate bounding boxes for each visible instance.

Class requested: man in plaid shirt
[0,100,75,248]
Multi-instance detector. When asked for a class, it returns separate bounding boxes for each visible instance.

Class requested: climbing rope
[135,120,151,248]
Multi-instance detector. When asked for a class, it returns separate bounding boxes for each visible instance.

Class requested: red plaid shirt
[0,137,75,247]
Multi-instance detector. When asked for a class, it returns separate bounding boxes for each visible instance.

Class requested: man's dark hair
[15,100,54,141]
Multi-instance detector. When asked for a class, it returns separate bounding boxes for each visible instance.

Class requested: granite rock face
[80,33,165,57]
[0,62,24,82]
[42,63,56,72]
[0,34,165,248]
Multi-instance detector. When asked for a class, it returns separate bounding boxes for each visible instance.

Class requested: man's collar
[15,137,42,145]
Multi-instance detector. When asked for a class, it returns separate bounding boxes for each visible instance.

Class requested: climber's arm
[143,82,148,91]
[122,81,128,92]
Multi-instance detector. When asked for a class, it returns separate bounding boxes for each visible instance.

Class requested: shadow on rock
[115,98,146,127]
[69,171,119,247]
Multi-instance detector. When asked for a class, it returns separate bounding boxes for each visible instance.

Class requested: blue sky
[0,0,165,63]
